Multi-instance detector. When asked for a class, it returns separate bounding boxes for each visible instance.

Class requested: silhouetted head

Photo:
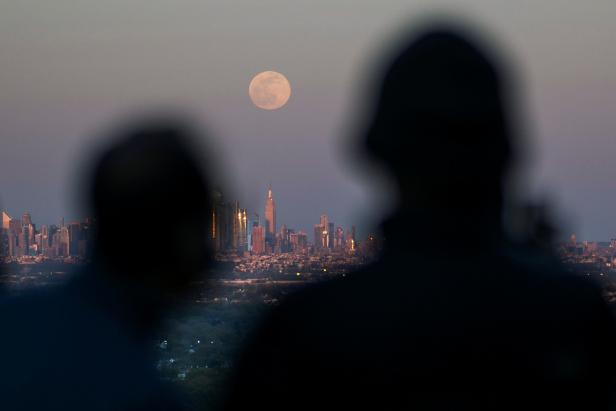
[365,27,512,215]
[89,119,213,301]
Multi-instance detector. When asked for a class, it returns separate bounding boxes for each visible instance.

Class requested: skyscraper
[0,212,9,259]
[264,185,276,244]
[232,205,248,254]
[22,212,32,227]
[290,230,308,252]
[346,226,357,251]
[19,225,30,256]
[279,224,289,253]
[2,211,11,230]
[252,225,266,255]
[211,190,235,253]
[335,226,345,249]
[6,217,21,258]
[231,201,241,250]
[319,214,328,230]
[317,214,334,249]
[58,226,70,256]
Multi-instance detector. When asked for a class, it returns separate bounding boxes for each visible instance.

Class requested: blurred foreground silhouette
[224,26,616,410]
[0,120,213,411]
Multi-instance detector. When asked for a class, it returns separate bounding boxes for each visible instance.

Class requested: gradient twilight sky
[1,1,615,240]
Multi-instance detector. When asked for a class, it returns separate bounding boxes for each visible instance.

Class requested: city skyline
[210,184,359,255]
[1,184,362,260]
[1,210,93,259]
[0,182,366,244]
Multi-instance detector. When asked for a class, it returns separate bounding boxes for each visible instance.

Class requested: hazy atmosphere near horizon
[1,0,615,240]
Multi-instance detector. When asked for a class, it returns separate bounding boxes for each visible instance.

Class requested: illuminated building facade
[252,225,266,254]
[264,186,276,246]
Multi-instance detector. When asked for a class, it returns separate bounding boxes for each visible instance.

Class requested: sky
[0,0,615,240]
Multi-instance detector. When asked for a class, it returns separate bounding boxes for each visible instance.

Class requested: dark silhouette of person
[224,26,616,410]
[0,119,214,411]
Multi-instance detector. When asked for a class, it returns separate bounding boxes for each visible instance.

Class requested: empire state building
[264,185,276,242]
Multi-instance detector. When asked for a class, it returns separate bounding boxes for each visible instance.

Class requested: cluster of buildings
[556,234,616,304]
[558,233,616,269]
[212,185,361,256]
[313,214,356,252]
[211,186,307,255]
[1,185,372,263]
[1,211,94,260]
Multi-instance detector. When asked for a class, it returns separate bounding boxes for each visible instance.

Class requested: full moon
[249,71,291,110]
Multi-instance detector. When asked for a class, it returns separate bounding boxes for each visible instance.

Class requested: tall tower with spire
[264,185,276,243]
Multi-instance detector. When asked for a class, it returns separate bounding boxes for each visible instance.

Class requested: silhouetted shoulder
[226,247,616,411]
